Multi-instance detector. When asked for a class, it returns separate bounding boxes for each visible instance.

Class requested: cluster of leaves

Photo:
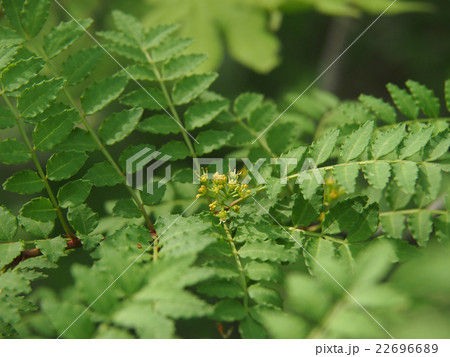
[0,0,449,339]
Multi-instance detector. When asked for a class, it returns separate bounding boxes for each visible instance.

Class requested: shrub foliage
[0,0,449,338]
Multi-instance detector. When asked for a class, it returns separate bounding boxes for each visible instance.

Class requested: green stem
[28,43,156,233]
[223,222,248,310]
[377,117,450,131]
[140,47,198,162]
[1,94,74,238]
[287,158,431,180]
[380,209,447,216]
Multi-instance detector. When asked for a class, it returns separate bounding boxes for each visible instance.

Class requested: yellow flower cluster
[196,169,251,223]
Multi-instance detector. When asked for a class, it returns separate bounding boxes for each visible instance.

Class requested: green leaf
[248,283,282,308]
[162,54,207,80]
[78,233,103,251]
[359,94,396,124]
[213,299,246,322]
[0,57,45,92]
[83,162,123,187]
[113,199,141,219]
[2,0,26,35]
[422,165,442,202]
[239,240,295,263]
[44,18,93,58]
[111,10,144,45]
[195,130,233,155]
[140,182,167,206]
[387,83,419,120]
[340,121,374,162]
[99,108,143,145]
[53,128,98,153]
[0,46,19,72]
[20,197,56,222]
[380,214,405,239]
[0,206,17,242]
[435,214,449,247]
[62,47,104,86]
[81,75,128,115]
[408,211,433,246]
[172,73,218,105]
[362,161,391,190]
[333,163,360,194]
[22,0,49,37]
[0,241,24,268]
[426,130,450,161]
[197,280,244,299]
[123,64,156,81]
[138,114,181,135]
[244,261,281,282]
[67,204,98,235]
[185,100,229,130]
[113,303,174,339]
[308,129,339,166]
[392,161,419,194]
[371,124,406,159]
[46,151,88,181]
[32,109,79,151]
[0,106,16,129]
[346,202,379,242]
[105,43,147,62]
[399,127,433,159]
[249,102,277,131]
[18,78,66,118]
[3,170,44,194]
[406,80,440,118]
[152,37,193,62]
[57,179,92,209]
[160,141,190,161]
[234,93,264,119]
[144,24,179,49]
[136,288,213,319]
[18,215,53,237]
[156,215,214,259]
[322,196,368,235]
[292,190,322,227]
[120,88,168,111]
[0,27,24,47]
[0,139,30,164]
[35,236,67,263]
[239,317,266,339]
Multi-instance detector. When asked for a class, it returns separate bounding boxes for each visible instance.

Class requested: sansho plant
[0,0,449,339]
